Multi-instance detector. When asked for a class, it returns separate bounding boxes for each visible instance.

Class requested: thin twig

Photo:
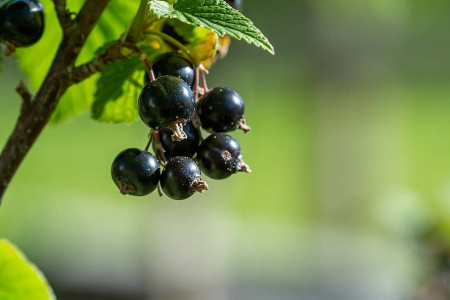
[15,81,32,113]
[153,131,167,164]
[143,30,195,63]
[144,130,153,151]
[52,0,72,31]
[193,66,199,102]
[127,43,155,81]
[199,66,209,92]
[0,0,112,204]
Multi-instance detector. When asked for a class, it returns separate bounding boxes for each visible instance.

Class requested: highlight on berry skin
[0,0,45,48]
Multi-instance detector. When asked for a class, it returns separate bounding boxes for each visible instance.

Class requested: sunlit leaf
[150,0,274,54]
[0,239,55,300]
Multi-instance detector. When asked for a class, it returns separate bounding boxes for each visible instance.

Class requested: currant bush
[106,0,266,201]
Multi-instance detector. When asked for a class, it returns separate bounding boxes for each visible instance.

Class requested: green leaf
[14,0,139,123]
[168,20,218,64]
[0,239,55,300]
[92,45,163,123]
[92,57,143,123]
[149,0,274,55]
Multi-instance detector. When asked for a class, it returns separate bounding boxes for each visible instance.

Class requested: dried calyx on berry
[157,122,200,160]
[160,156,208,200]
[197,133,251,180]
[138,75,195,141]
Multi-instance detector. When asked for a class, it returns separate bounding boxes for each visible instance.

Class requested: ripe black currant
[111,148,160,196]
[139,75,195,141]
[160,156,208,200]
[197,87,249,133]
[225,0,242,11]
[158,122,200,159]
[0,0,44,47]
[197,133,251,179]
[145,52,194,87]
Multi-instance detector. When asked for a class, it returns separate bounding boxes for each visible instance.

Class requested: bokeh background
[2,0,450,299]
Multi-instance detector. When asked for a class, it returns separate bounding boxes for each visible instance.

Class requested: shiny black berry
[198,87,249,133]
[144,52,194,86]
[111,148,160,196]
[225,0,242,11]
[139,75,195,141]
[160,156,208,200]
[197,133,251,180]
[0,0,44,47]
[158,123,200,159]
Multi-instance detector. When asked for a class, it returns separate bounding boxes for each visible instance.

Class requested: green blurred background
[2,0,450,299]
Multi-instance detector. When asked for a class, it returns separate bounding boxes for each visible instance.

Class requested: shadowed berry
[160,156,208,200]
[144,52,194,87]
[197,133,251,179]
[158,123,200,159]
[198,87,248,133]
[111,148,160,196]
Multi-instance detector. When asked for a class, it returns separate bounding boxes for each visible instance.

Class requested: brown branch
[0,0,114,204]
[15,81,32,113]
[69,40,125,84]
[52,0,72,31]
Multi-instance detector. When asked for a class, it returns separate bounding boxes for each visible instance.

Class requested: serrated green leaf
[149,0,274,54]
[0,239,55,300]
[14,0,139,123]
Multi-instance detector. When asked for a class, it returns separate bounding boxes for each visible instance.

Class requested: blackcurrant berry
[225,0,242,11]
[144,52,194,87]
[160,156,208,200]
[197,133,251,180]
[111,148,160,196]
[0,0,44,47]
[197,87,249,133]
[158,122,200,159]
[139,75,195,141]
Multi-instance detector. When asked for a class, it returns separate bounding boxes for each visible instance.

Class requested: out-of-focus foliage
[16,0,139,123]
[0,240,55,300]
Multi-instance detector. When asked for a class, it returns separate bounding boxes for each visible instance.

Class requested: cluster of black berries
[111,52,251,200]
[0,0,44,48]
